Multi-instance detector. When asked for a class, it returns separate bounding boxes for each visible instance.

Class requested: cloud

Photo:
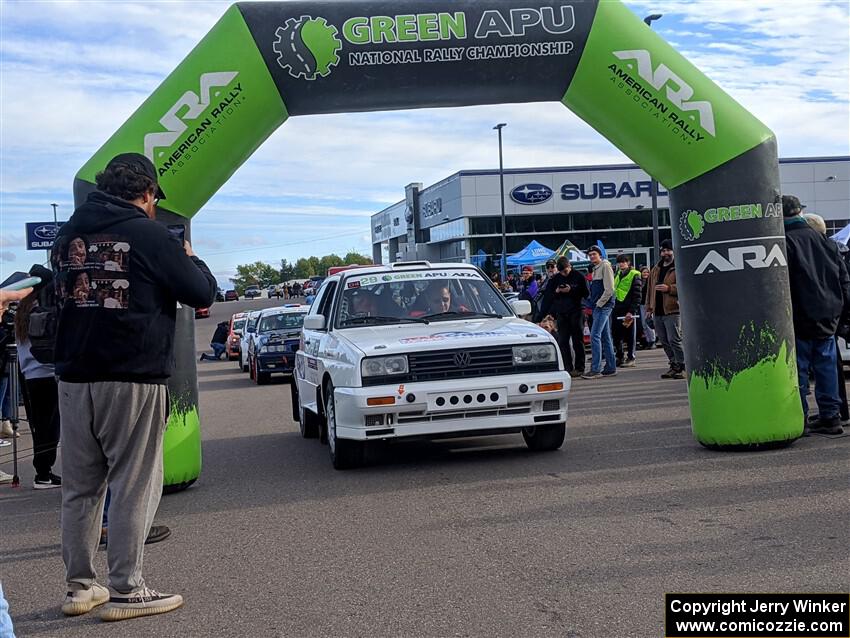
[0,235,23,248]
[0,251,16,263]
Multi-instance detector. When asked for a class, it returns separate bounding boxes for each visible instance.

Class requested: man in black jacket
[538,257,589,376]
[783,195,850,435]
[200,321,230,361]
[53,153,217,621]
[611,254,642,368]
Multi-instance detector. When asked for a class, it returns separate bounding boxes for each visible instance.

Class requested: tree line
[229,252,372,294]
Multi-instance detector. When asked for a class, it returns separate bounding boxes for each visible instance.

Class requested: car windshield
[232,319,246,333]
[258,313,306,333]
[336,270,511,328]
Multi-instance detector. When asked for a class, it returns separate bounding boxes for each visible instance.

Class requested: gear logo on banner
[273,16,342,80]
[680,209,705,241]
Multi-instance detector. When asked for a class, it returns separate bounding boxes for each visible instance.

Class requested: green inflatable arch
[74,0,802,484]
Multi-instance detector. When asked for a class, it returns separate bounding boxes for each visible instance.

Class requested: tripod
[5,342,20,487]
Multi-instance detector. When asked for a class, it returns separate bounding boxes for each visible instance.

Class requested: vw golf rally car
[247,305,308,384]
[293,262,570,469]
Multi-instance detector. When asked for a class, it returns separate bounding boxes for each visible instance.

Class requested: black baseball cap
[782,195,805,217]
[660,239,673,250]
[105,153,166,200]
[545,259,557,267]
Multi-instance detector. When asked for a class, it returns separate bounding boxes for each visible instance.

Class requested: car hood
[336,317,555,356]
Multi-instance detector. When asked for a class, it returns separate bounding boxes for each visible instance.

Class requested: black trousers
[612,315,637,362]
[556,311,585,373]
[24,376,60,476]
[837,336,849,421]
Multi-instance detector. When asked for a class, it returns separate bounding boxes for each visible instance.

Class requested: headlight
[361,355,409,377]
[259,346,268,354]
[512,344,556,365]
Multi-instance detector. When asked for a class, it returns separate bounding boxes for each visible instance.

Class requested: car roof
[260,305,308,317]
[337,261,480,281]
[231,312,248,320]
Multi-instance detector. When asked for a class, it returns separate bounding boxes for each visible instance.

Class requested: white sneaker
[0,420,19,438]
[62,583,110,616]
[0,439,11,448]
[100,587,184,622]
[0,470,13,484]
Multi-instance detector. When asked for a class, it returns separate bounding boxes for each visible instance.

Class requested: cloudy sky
[1,0,848,287]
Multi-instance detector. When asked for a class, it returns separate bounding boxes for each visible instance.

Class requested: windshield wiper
[420,311,504,321]
[341,315,429,326]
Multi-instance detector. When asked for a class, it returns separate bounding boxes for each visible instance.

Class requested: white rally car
[292,261,570,469]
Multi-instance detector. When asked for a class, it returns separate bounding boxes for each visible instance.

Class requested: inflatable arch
[74,0,802,484]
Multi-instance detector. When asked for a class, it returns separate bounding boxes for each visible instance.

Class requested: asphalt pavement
[1,298,848,638]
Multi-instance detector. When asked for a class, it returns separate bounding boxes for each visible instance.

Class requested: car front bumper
[257,352,296,373]
[332,371,570,441]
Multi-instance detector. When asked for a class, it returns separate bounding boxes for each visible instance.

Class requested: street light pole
[494,123,508,282]
[643,14,663,263]
[49,203,59,263]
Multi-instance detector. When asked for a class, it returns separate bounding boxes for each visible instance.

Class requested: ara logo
[273,16,342,80]
[511,184,553,205]
[143,71,240,162]
[612,50,716,137]
[694,244,787,275]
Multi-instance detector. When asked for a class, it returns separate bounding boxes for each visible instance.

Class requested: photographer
[14,265,61,489]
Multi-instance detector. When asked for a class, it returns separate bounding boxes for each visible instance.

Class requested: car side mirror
[303,314,327,331]
[510,299,532,316]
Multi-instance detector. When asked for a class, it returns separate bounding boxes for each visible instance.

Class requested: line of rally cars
[225,304,309,385]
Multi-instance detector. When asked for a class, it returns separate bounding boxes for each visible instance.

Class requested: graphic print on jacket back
[54,234,130,310]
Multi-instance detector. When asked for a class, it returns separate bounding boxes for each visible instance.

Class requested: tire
[522,423,566,451]
[256,371,270,385]
[324,382,364,469]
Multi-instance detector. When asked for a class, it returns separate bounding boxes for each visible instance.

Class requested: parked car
[247,305,308,384]
[245,285,262,299]
[293,261,569,469]
[226,312,248,361]
[225,290,239,301]
[239,309,264,372]
[194,307,210,319]
[268,284,283,299]
[215,288,225,302]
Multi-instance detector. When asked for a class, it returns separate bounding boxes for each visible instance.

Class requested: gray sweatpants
[59,381,167,594]
[655,313,685,368]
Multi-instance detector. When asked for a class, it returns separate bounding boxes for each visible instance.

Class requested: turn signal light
[537,382,564,393]
[367,396,396,406]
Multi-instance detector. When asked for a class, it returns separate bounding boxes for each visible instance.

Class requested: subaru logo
[453,351,472,368]
[34,224,60,240]
[510,184,553,205]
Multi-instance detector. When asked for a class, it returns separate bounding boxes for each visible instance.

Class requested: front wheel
[324,382,364,469]
[522,423,566,451]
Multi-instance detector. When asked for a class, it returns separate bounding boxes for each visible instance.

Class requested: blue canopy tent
[506,240,555,266]
[470,249,487,268]
[831,222,850,246]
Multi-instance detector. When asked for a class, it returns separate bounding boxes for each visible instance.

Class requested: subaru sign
[25,222,64,250]
[510,183,553,205]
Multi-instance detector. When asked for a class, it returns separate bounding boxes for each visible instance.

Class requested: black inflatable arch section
[75,1,802,463]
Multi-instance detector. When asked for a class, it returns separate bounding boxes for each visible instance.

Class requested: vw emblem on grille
[453,351,471,368]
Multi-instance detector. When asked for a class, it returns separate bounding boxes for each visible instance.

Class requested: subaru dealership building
[370,156,849,269]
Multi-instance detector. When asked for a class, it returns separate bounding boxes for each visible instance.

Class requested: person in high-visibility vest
[612,254,642,368]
